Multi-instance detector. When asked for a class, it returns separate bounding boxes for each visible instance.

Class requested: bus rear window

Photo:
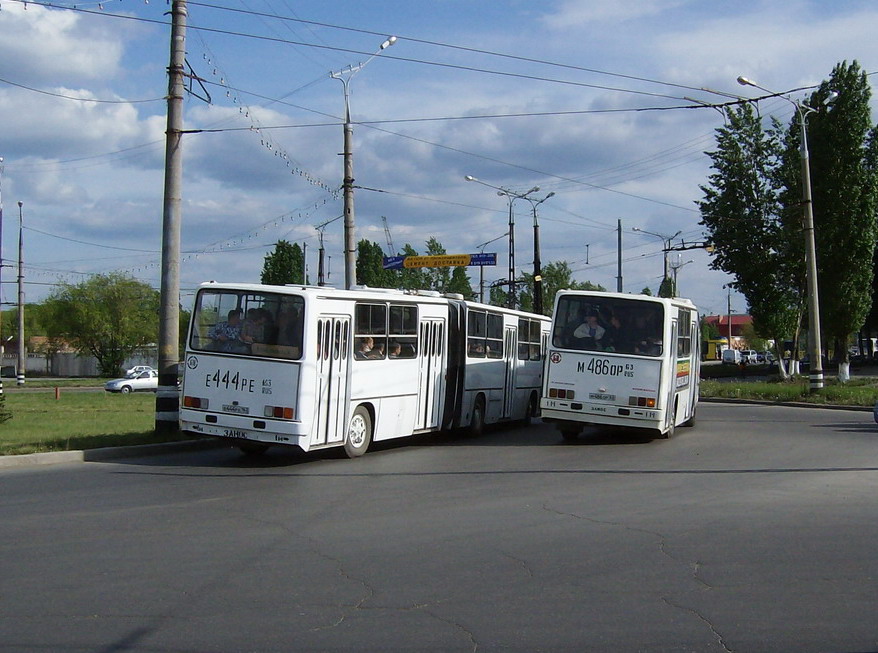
[190,290,304,360]
[552,296,664,356]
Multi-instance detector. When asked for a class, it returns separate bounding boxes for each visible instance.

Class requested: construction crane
[381,216,395,255]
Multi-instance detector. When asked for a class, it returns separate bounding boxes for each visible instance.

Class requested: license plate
[589,393,616,401]
[222,428,247,438]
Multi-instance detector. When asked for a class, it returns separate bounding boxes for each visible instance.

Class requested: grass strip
[0,391,192,456]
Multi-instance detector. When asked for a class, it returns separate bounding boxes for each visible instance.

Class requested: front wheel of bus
[345,406,372,458]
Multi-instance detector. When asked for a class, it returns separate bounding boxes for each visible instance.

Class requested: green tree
[356,239,399,288]
[42,273,161,377]
[447,266,475,299]
[422,237,451,292]
[261,240,304,285]
[640,287,653,296]
[699,101,803,376]
[782,61,878,371]
[398,243,430,291]
[658,277,675,298]
[517,261,604,315]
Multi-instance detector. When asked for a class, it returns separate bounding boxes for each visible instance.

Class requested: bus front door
[312,316,351,446]
[417,318,446,431]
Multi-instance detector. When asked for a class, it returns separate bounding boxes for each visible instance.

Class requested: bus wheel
[659,407,676,439]
[469,397,486,437]
[239,442,269,455]
[345,406,372,458]
[682,409,696,427]
[523,393,539,425]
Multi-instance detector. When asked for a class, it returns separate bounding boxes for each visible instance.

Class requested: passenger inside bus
[554,297,664,356]
[208,309,247,353]
[356,337,374,359]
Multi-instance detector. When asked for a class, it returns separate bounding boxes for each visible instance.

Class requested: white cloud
[0,3,129,83]
[541,0,688,29]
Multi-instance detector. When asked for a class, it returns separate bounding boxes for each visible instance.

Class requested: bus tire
[469,397,486,437]
[523,392,539,425]
[682,409,696,427]
[659,405,676,439]
[239,442,270,455]
[345,405,372,458]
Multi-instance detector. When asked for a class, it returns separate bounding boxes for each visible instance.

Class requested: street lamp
[465,175,539,308]
[669,256,694,296]
[737,75,834,392]
[331,35,397,290]
[524,191,554,314]
[475,232,508,303]
[631,227,681,281]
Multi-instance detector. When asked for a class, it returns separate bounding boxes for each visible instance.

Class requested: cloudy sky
[1,0,877,318]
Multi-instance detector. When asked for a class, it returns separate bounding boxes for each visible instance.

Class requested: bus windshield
[552,295,664,356]
[189,289,305,360]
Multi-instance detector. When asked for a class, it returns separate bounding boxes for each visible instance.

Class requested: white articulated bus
[541,290,700,440]
[180,282,550,457]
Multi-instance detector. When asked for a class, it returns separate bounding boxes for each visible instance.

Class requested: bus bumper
[541,403,664,432]
[180,410,305,449]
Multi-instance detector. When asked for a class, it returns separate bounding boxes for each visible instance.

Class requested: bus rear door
[417,318,446,430]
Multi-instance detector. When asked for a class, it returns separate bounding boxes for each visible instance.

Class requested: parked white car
[105,369,159,394]
[125,365,156,378]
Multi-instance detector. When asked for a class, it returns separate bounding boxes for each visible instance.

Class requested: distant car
[740,349,759,364]
[721,349,741,365]
[756,350,774,363]
[105,369,158,394]
[125,365,156,378]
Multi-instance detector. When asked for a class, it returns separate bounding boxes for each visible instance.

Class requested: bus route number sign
[578,359,635,378]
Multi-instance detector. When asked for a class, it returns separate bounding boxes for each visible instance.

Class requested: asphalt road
[1,403,877,652]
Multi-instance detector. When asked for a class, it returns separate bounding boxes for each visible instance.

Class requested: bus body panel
[180,353,308,448]
[541,290,698,436]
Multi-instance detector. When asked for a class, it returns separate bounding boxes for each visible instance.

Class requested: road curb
[0,438,227,470]
[701,397,872,412]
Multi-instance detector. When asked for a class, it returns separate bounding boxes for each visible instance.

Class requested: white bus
[180,282,550,456]
[541,290,699,440]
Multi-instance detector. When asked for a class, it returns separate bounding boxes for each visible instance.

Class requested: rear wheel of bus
[468,396,486,437]
[345,405,373,458]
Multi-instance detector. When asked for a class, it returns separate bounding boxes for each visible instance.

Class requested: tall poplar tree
[699,102,803,374]
[780,61,878,372]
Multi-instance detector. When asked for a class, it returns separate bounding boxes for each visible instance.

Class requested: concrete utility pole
[616,219,623,292]
[0,156,4,395]
[17,201,24,386]
[524,191,553,314]
[331,36,397,290]
[155,0,187,433]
